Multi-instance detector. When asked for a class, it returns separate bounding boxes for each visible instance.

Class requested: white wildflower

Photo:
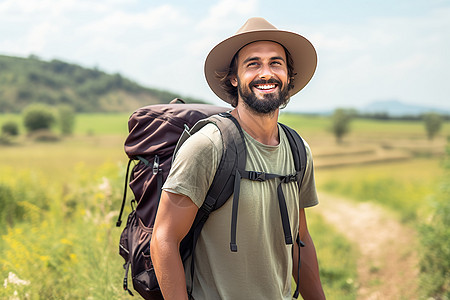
[3,272,30,288]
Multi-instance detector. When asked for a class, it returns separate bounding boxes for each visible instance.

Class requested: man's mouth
[254,83,277,91]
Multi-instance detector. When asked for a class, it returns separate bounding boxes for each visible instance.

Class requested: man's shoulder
[178,122,223,155]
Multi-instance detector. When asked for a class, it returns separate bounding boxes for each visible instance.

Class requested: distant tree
[1,120,19,136]
[331,108,354,143]
[58,105,76,135]
[23,104,55,133]
[423,112,443,140]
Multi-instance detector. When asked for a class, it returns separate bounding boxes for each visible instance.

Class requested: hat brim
[204,29,317,104]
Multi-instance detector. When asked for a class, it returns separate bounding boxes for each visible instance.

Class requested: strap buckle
[248,171,266,182]
[282,173,298,183]
[152,155,160,175]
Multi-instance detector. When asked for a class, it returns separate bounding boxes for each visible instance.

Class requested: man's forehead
[237,40,286,61]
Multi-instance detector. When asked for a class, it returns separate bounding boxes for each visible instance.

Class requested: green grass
[308,212,358,300]
[316,157,443,222]
[279,113,450,140]
[75,113,130,135]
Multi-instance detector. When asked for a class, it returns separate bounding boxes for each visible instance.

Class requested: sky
[1,0,449,112]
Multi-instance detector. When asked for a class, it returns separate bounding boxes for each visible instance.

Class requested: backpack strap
[116,159,133,227]
[279,123,307,299]
[177,112,246,297]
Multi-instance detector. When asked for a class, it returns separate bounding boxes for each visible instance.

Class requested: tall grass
[0,164,131,299]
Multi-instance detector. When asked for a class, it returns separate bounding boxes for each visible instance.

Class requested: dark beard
[237,78,290,115]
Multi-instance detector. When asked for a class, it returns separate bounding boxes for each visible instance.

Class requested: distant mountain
[0,55,206,113]
[360,100,450,116]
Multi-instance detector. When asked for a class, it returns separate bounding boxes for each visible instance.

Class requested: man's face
[231,41,290,114]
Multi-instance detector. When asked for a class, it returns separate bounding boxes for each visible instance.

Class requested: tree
[58,105,76,135]
[331,108,354,143]
[23,104,55,133]
[423,112,442,140]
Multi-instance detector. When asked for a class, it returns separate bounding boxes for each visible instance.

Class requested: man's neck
[231,104,280,146]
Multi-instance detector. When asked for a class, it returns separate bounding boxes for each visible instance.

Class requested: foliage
[1,120,19,136]
[0,55,207,113]
[58,105,76,135]
[330,108,355,143]
[23,103,56,133]
[419,142,450,299]
[423,112,443,140]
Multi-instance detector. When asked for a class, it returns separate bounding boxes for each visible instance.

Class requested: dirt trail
[317,192,420,300]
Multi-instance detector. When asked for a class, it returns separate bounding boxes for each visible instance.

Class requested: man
[151,17,325,300]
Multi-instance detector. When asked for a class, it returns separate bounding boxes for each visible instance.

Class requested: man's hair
[216,44,296,107]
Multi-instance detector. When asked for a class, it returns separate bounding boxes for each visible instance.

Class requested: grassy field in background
[1,112,449,299]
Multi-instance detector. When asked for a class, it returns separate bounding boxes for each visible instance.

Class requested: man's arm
[293,208,326,299]
[150,191,199,300]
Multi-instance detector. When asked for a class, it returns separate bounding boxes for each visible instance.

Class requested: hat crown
[235,17,277,34]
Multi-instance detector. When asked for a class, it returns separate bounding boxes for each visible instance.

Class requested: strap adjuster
[248,171,266,182]
[282,173,298,183]
[152,155,160,175]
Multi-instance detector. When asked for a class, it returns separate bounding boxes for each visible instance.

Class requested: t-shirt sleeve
[299,139,319,208]
[162,123,222,208]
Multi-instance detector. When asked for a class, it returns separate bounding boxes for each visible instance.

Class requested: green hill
[0,55,206,113]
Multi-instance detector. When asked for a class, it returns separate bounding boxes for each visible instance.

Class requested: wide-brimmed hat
[204,17,317,104]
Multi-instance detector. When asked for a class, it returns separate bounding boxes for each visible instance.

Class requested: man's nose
[259,64,274,80]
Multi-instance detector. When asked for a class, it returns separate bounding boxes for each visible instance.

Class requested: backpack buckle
[152,155,160,175]
[282,173,298,183]
[248,171,266,182]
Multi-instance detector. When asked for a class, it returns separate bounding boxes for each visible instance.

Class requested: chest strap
[230,169,300,252]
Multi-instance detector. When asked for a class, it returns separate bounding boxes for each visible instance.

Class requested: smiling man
[151,17,325,300]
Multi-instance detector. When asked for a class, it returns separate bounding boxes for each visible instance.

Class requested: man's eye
[271,61,282,66]
[247,62,258,67]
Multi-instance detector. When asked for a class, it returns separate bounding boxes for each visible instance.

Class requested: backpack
[116,99,307,299]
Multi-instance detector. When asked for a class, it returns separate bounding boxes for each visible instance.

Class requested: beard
[237,77,290,115]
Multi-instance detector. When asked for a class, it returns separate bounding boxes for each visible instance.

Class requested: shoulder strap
[279,123,307,189]
[178,112,246,298]
[279,123,307,299]
[179,112,246,260]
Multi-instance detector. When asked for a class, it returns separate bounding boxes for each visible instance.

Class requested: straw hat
[204,17,317,104]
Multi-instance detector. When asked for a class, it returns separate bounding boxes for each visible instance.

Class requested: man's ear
[230,76,238,87]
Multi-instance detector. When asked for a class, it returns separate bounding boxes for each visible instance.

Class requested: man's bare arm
[293,208,326,299]
[150,191,199,300]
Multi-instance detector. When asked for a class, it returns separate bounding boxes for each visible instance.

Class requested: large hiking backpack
[116,99,308,299]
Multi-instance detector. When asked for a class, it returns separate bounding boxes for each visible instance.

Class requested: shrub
[23,104,55,133]
[1,120,19,136]
[57,105,76,135]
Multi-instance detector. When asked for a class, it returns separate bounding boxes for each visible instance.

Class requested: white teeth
[255,84,276,90]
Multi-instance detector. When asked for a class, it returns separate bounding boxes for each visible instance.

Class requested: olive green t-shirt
[163,123,318,300]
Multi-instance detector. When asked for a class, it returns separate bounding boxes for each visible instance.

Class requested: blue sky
[1,0,449,112]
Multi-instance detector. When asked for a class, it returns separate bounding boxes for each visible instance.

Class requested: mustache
[250,78,282,87]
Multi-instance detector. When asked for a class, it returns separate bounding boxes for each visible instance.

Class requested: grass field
[1,112,449,299]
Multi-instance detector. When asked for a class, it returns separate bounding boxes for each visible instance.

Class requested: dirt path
[317,192,420,300]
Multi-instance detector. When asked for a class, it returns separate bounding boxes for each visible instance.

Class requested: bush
[419,142,450,299]
[1,120,19,136]
[23,104,55,133]
[58,105,76,135]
